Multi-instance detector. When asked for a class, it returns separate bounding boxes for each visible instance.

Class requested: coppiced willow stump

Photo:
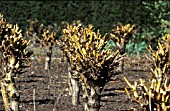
[26,19,59,71]
[36,25,58,71]
[0,14,33,111]
[124,34,170,111]
[26,19,40,47]
[56,21,84,106]
[110,23,137,72]
[56,22,123,111]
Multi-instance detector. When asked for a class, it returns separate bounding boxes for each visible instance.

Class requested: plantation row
[0,12,170,111]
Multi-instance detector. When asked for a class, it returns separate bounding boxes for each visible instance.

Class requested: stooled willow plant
[56,20,83,106]
[26,18,41,47]
[110,23,137,72]
[56,23,122,111]
[0,14,33,111]
[36,25,58,70]
[124,34,170,111]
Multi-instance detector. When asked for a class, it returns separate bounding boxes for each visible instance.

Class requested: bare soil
[0,55,151,111]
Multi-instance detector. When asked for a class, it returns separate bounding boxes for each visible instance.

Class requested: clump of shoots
[57,22,123,111]
[27,18,59,70]
[26,18,41,47]
[110,23,137,72]
[56,20,84,106]
[36,24,58,71]
[124,34,170,111]
[0,14,33,111]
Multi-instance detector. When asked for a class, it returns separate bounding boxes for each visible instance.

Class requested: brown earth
[0,55,151,111]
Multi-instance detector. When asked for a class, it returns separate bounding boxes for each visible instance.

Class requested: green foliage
[104,40,115,51]
[142,0,170,49]
[0,1,146,36]
[0,1,169,54]
[126,40,147,55]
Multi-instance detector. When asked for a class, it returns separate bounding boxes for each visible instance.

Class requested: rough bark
[10,100,19,111]
[117,44,125,73]
[1,81,10,111]
[45,46,52,71]
[117,58,124,73]
[68,68,80,106]
[7,75,19,111]
[1,72,19,111]
[32,33,37,47]
[71,78,79,106]
[83,86,101,111]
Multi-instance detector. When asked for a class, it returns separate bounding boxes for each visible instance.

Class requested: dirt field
[0,54,151,111]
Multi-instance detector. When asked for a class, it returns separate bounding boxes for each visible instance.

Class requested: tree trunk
[45,46,52,71]
[68,68,80,106]
[116,41,125,73]
[1,71,20,111]
[117,58,124,72]
[70,77,79,106]
[8,82,19,111]
[1,81,10,111]
[10,99,19,111]
[7,76,19,111]
[84,86,101,111]
[32,33,37,47]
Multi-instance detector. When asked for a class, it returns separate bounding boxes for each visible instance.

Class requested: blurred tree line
[0,0,169,53]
